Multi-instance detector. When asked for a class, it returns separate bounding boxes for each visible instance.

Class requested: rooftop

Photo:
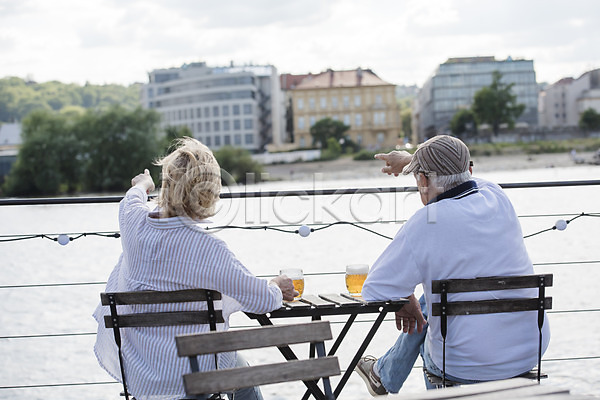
[293,68,392,89]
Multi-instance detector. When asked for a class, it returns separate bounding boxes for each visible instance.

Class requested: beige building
[539,69,600,128]
[290,68,401,150]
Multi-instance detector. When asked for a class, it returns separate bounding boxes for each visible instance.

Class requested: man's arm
[374,151,413,176]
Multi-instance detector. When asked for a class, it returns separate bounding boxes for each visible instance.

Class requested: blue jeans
[226,354,264,400]
[375,296,480,393]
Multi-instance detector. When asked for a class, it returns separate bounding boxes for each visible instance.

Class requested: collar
[427,180,478,205]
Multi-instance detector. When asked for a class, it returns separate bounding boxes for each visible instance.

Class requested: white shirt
[362,178,550,381]
[93,186,283,400]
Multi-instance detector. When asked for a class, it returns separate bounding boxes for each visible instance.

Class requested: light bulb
[555,219,567,231]
[298,225,311,237]
[57,234,70,246]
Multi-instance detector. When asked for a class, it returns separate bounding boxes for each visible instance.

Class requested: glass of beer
[345,264,369,296]
[279,268,304,300]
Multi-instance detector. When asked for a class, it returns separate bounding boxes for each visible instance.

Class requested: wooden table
[245,293,407,399]
[390,378,593,399]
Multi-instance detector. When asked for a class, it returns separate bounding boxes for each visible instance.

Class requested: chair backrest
[175,320,341,400]
[431,274,552,386]
[100,289,223,400]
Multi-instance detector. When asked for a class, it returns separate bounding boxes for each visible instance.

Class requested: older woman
[93,138,295,400]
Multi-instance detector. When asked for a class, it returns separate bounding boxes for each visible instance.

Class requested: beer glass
[345,264,369,296]
[279,268,304,299]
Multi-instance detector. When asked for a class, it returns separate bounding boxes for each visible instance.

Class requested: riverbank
[263,151,597,182]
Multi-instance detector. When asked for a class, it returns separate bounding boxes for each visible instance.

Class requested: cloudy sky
[1,0,598,87]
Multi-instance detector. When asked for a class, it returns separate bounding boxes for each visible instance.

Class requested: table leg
[310,315,322,359]
[333,310,389,398]
[253,314,328,400]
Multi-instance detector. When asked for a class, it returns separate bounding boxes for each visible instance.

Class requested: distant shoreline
[263,151,597,182]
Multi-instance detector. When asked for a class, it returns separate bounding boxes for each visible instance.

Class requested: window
[343,96,349,108]
[320,97,327,108]
[204,107,210,117]
[354,95,361,107]
[377,132,385,144]
[205,136,212,146]
[244,119,253,129]
[374,112,386,125]
[375,95,382,105]
[298,117,305,129]
[213,106,219,117]
[298,98,304,109]
[222,105,230,116]
[196,122,202,133]
[309,98,315,109]
[332,115,339,121]
[213,121,220,132]
[233,105,240,115]
[224,135,231,145]
[245,133,254,144]
[299,137,306,147]
[343,114,350,125]
[234,120,241,130]
[357,134,363,145]
[309,116,316,127]
[205,121,211,132]
[355,114,362,127]
[196,108,202,118]
[214,136,221,146]
[331,97,338,108]
[243,104,253,115]
[178,110,182,120]
[183,109,188,119]
[234,134,242,145]
[223,120,230,131]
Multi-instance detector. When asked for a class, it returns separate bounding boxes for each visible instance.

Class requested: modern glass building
[141,62,284,152]
[413,56,538,141]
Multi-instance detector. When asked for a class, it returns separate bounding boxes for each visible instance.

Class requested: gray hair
[425,170,472,193]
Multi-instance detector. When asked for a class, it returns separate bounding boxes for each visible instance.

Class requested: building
[413,56,539,142]
[539,69,600,128]
[141,62,284,152]
[290,68,401,150]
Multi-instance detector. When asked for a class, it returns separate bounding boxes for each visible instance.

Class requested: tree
[309,118,350,149]
[450,108,477,139]
[471,71,525,136]
[401,108,412,139]
[76,105,160,192]
[160,125,193,155]
[579,108,600,132]
[214,146,264,185]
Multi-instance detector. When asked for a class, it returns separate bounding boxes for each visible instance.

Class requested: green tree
[450,108,477,139]
[309,118,350,149]
[3,110,81,195]
[401,108,412,138]
[76,105,160,192]
[579,108,600,131]
[320,137,342,160]
[160,125,193,155]
[472,71,525,136]
[214,146,264,185]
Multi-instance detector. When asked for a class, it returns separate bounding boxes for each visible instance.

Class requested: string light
[0,213,598,244]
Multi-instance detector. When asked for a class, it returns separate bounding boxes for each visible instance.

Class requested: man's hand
[395,294,427,334]
[270,275,299,301]
[374,151,412,176]
[131,169,155,194]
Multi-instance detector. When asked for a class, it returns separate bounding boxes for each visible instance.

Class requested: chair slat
[104,310,224,328]
[431,274,553,294]
[183,357,340,395]
[432,297,552,316]
[176,321,332,357]
[100,289,221,306]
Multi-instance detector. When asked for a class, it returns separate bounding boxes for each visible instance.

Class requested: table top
[245,293,407,319]
[390,378,591,399]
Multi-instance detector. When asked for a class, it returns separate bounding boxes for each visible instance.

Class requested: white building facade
[539,69,600,128]
[141,62,284,152]
[413,56,538,142]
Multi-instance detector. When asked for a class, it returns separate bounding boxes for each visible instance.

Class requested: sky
[1,0,599,88]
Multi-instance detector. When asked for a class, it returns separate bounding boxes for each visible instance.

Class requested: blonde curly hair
[154,137,221,220]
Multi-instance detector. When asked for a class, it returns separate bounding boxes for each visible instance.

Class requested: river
[0,165,599,399]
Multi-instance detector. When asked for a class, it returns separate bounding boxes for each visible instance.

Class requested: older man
[356,135,550,396]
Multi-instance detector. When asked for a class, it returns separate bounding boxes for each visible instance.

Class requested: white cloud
[0,0,598,86]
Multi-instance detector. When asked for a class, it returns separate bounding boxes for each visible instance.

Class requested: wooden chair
[100,289,223,400]
[175,320,341,400]
[425,274,552,388]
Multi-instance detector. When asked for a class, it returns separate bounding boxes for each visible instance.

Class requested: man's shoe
[355,356,388,396]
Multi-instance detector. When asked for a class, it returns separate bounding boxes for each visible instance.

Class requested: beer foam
[346,264,369,274]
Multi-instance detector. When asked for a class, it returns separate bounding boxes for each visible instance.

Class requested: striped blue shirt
[93,186,283,399]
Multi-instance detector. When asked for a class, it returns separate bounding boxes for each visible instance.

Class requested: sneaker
[355,356,388,396]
